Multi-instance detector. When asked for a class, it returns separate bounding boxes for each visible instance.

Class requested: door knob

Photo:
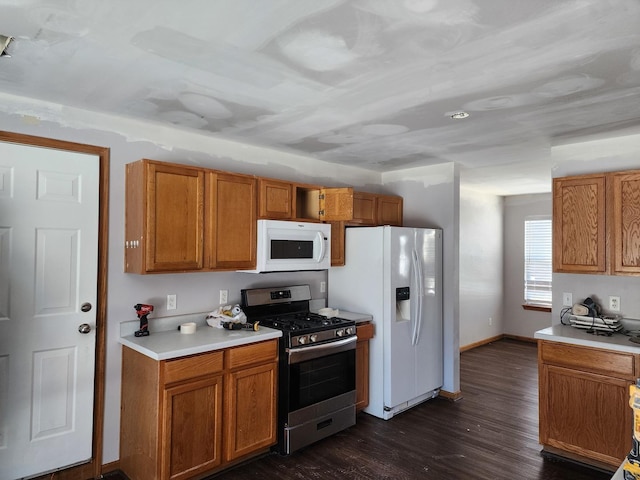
[81,302,92,312]
[78,323,92,334]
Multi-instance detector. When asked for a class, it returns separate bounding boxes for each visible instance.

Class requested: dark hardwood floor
[108,339,615,480]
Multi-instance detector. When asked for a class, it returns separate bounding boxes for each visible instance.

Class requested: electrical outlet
[219,289,228,305]
[489,317,492,326]
[167,294,177,310]
[320,281,326,293]
[609,296,620,312]
[562,292,573,307]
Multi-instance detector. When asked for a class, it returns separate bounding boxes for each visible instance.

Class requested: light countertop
[332,310,373,324]
[611,462,623,479]
[534,324,640,354]
[119,326,281,361]
[118,311,282,361]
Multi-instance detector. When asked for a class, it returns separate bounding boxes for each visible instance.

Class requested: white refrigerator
[328,226,443,420]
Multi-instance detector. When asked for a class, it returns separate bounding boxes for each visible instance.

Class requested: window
[524,217,552,307]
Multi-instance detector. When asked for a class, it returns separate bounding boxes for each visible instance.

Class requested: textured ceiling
[1,0,640,195]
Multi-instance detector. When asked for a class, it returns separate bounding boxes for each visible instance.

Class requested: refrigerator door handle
[411,249,424,346]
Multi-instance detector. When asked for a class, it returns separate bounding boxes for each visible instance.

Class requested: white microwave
[240,220,331,273]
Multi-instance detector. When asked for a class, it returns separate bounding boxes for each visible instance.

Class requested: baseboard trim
[460,334,537,352]
[460,334,504,352]
[503,334,536,343]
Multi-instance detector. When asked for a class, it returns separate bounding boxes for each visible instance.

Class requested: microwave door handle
[316,231,326,263]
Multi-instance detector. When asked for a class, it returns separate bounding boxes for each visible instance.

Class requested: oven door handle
[287,336,357,364]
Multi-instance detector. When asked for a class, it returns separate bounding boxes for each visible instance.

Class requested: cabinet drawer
[163,350,224,384]
[540,341,635,379]
[227,339,278,370]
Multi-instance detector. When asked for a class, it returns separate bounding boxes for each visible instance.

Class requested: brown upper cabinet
[612,170,640,274]
[350,191,403,226]
[125,159,256,273]
[351,191,376,225]
[258,177,354,222]
[553,169,640,275]
[553,173,607,274]
[205,171,257,271]
[126,159,404,272]
[375,194,404,226]
[125,160,205,273]
[258,178,292,219]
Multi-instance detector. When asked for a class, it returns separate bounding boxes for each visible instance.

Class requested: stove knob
[345,327,354,336]
[298,335,308,345]
[336,329,345,337]
[309,334,318,343]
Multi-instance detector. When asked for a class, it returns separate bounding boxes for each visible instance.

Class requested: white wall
[551,131,640,325]
[383,163,460,395]
[503,193,553,337]
[459,188,504,348]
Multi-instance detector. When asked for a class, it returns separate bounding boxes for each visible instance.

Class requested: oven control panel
[290,326,356,347]
[271,290,292,300]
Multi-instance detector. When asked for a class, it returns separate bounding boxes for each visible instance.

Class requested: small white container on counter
[179,322,197,334]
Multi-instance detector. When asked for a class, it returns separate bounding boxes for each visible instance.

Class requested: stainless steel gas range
[241,285,356,455]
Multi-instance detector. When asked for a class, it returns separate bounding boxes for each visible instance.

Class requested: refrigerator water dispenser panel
[396,287,410,301]
[396,287,411,321]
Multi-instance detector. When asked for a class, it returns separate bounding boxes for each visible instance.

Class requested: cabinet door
[612,170,640,275]
[162,375,223,480]
[320,187,354,221]
[351,191,377,225]
[553,174,606,273]
[126,160,205,273]
[258,178,292,219]
[224,362,278,461]
[377,194,403,226]
[146,162,205,272]
[539,364,630,468]
[206,172,257,270]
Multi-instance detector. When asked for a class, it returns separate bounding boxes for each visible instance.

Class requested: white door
[0,142,99,479]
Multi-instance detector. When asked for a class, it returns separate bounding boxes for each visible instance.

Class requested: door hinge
[319,193,325,200]
[319,209,325,216]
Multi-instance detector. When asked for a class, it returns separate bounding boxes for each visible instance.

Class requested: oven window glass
[270,240,314,259]
[289,349,355,411]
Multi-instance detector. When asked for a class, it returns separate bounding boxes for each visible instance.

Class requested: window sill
[522,304,551,313]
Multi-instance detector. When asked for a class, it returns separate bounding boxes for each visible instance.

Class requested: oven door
[284,336,356,453]
[287,336,356,412]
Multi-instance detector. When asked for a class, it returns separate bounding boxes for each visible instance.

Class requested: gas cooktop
[241,285,356,347]
[260,312,353,332]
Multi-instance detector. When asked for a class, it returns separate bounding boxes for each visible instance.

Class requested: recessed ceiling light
[0,35,13,58]
[450,111,470,119]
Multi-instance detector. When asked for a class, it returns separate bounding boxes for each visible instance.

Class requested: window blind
[524,218,552,306]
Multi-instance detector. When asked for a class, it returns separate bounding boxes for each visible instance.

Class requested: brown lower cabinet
[120,340,278,480]
[538,340,635,470]
[356,322,374,412]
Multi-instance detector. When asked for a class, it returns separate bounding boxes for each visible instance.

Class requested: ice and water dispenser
[396,287,411,321]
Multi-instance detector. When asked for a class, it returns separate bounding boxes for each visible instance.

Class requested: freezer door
[383,227,443,409]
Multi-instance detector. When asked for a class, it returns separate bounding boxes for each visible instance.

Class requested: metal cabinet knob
[78,323,92,334]
[81,302,92,312]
